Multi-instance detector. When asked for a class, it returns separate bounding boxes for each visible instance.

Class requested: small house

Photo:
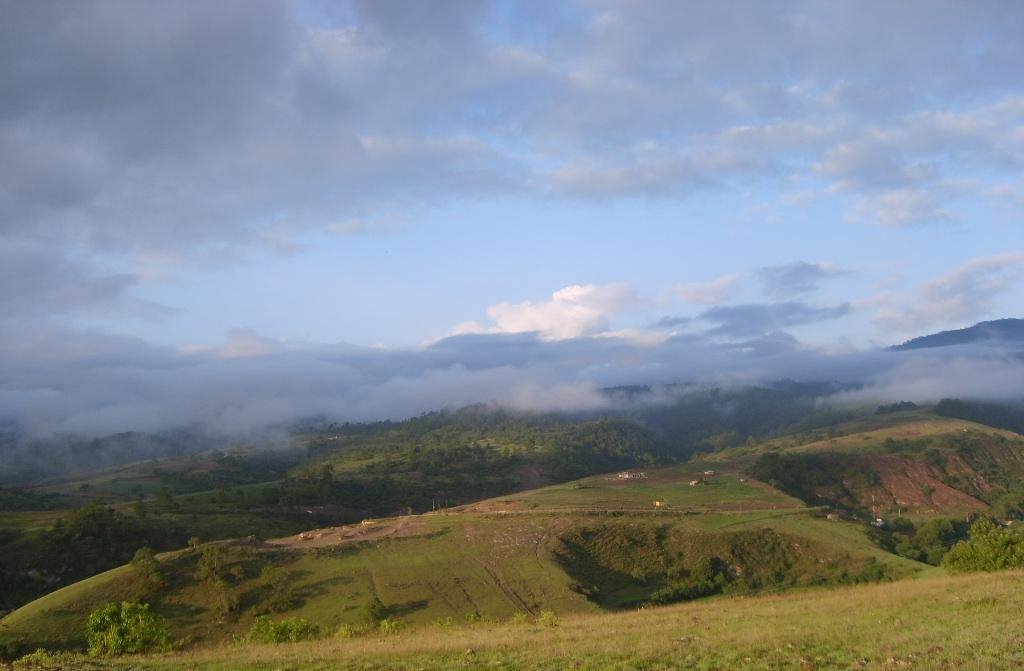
[688,480,701,486]
[703,470,716,476]
[653,499,666,508]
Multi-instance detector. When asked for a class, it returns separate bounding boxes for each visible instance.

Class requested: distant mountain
[891,318,1024,351]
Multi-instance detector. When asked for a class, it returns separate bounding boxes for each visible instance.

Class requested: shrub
[536,610,559,628]
[362,596,388,625]
[377,617,403,636]
[509,612,530,625]
[246,616,322,644]
[943,519,1024,573]
[335,623,367,639]
[254,566,299,614]
[129,547,165,597]
[86,602,171,657]
[13,649,89,669]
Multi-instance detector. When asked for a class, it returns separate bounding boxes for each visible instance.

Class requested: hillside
[738,410,1024,518]
[0,459,925,658]
[12,571,1023,670]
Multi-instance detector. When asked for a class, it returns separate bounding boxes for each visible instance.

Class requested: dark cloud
[3,1,1022,259]
[757,261,850,298]
[700,301,851,337]
[0,239,169,319]
[653,316,691,329]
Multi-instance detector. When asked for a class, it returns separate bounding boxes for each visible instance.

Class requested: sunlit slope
[27,571,1024,670]
[0,462,923,655]
[702,409,1024,517]
[460,463,802,513]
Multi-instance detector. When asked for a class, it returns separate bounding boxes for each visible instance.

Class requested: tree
[86,602,171,657]
[155,486,178,513]
[943,519,1024,573]
[130,547,165,597]
[255,566,299,614]
[362,596,387,625]
[194,545,242,615]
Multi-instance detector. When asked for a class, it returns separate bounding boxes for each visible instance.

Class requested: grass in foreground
[12,570,1024,670]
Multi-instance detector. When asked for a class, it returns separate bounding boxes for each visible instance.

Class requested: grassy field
[704,410,1023,461]
[10,570,1024,670]
[470,464,802,514]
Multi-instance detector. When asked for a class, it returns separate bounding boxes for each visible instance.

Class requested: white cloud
[850,189,954,227]
[874,253,1024,334]
[475,283,640,340]
[673,273,743,304]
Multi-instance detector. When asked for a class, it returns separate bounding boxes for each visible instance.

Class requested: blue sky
[2,1,1024,434]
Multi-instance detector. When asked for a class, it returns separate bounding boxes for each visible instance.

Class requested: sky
[2,0,1024,435]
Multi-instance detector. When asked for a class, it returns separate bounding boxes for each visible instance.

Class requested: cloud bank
[4,318,1024,438]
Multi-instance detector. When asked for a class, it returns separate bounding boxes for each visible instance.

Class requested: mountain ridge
[890,318,1024,351]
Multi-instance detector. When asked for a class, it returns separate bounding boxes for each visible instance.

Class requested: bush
[536,610,559,628]
[377,617,403,636]
[335,623,367,638]
[86,602,171,657]
[129,547,165,597]
[871,517,969,566]
[943,519,1024,573]
[254,566,299,614]
[362,596,388,625]
[246,616,322,644]
[13,649,89,669]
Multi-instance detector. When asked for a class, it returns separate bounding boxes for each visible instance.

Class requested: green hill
[741,410,1024,518]
[0,459,924,658]
[13,571,1023,670]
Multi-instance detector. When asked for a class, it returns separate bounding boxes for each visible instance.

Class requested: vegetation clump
[868,517,969,566]
[12,649,90,670]
[942,519,1024,573]
[129,547,165,597]
[557,523,892,609]
[246,616,322,644]
[193,544,255,616]
[253,565,300,614]
[85,601,171,657]
[362,596,388,625]
[377,617,403,636]
[535,610,559,628]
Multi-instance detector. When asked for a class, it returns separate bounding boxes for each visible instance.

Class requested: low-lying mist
[3,323,1023,444]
